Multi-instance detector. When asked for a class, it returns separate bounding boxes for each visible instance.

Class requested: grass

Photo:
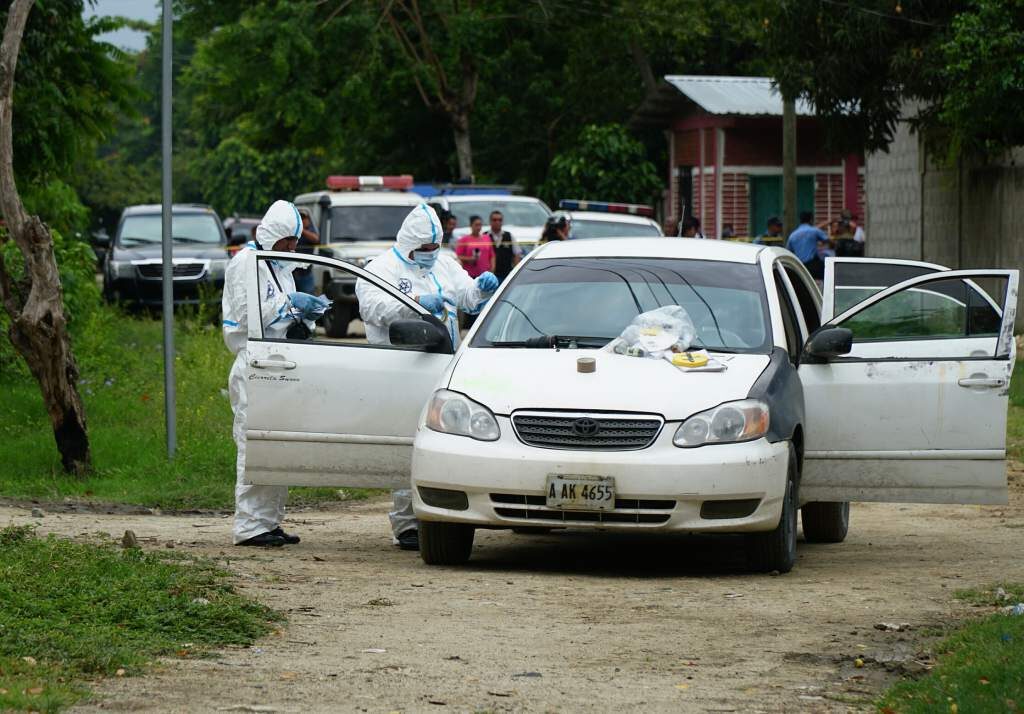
[1008,359,1023,462]
[0,525,280,712]
[0,308,372,510]
[878,588,1024,713]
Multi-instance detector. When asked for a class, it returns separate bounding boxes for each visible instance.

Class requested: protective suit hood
[256,200,302,247]
[395,203,442,256]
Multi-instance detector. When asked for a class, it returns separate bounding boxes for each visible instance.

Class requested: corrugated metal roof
[664,76,814,117]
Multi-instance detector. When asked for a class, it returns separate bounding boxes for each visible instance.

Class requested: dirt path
[4,465,1023,713]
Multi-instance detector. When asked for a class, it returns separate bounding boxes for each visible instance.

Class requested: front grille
[512,412,663,450]
[136,262,205,279]
[489,492,675,525]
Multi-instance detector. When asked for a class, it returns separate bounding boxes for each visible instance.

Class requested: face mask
[412,249,438,270]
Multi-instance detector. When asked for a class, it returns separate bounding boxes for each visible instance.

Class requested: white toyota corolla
[237,239,1018,573]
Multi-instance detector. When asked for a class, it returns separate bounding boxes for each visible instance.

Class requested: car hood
[323,240,395,262]
[447,348,770,421]
[111,244,228,261]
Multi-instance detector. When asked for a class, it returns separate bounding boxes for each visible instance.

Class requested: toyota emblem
[572,417,600,437]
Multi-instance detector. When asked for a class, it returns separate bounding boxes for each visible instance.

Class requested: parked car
[431,194,551,250]
[558,199,663,239]
[102,204,229,307]
[234,243,1018,573]
[294,175,426,337]
[223,215,260,253]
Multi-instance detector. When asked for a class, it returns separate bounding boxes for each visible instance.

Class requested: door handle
[957,377,1006,389]
[250,358,297,370]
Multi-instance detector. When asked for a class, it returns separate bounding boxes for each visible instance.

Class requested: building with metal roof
[632,75,864,240]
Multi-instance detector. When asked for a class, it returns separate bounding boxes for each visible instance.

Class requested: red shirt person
[455,215,496,278]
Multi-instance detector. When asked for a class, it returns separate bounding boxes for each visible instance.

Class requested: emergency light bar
[558,199,655,217]
[326,175,414,191]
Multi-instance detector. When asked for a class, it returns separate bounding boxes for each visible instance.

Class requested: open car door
[800,265,1018,505]
[242,251,455,488]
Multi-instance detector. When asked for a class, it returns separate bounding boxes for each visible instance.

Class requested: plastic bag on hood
[603,305,696,358]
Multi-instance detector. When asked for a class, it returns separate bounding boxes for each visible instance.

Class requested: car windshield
[118,213,223,246]
[449,200,549,228]
[472,257,772,353]
[572,219,661,239]
[328,205,413,241]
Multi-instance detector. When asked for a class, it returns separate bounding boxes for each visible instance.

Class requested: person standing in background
[455,215,496,278]
[486,210,521,281]
[786,211,829,279]
[292,209,320,294]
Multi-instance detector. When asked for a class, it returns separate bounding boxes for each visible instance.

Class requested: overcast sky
[83,0,161,52]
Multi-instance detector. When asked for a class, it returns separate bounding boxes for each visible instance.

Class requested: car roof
[122,204,217,215]
[443,194,544,204]
[294,191,426,207]
[568,211,658,226]
[530,237,766,263]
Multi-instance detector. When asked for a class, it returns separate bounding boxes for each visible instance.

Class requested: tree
[540,124,662,207]
[0,0,132,475]
[0,0,89,474]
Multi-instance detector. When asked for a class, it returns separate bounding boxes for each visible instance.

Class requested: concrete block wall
[865,120,921,260]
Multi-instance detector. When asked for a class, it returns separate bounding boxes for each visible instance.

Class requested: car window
[449,201,550,227]
[571,220,661,239]
[118,213,223,246]
[472,257,772,354]
[839,275,1004,342]
[832,261,940,315]
[328,206,412,241]
[773,272,801,360]
[784,266,821,333]
[255,255,426,350]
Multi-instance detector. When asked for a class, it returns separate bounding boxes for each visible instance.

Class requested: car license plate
[546,475,615,511]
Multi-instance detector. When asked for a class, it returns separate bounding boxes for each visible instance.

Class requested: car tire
[801,501,850,543]
[420,521,475,565]
[322,303,350,338]
[745,443,799,574]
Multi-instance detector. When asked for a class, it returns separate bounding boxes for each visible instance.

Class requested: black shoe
[270,527,300,545]
[236,532,286,547]
[397,529,419,551]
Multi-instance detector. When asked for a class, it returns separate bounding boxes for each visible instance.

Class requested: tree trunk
[451,111,473,182]
[0,0,91,475]
[782,96,798,236]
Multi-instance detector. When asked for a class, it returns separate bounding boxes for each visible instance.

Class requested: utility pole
[160,0,176,458]
[782,96,797,236]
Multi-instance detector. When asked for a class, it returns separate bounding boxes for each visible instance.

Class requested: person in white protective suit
[222,199,330,547]
[356,203,499,550]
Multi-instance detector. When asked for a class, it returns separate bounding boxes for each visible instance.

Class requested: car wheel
[322,303,350,338]
[420,521,475,565]
[745,443,799,574]
[801,501,850,543]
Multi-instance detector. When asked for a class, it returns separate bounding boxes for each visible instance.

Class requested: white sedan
[236,240,1018,573]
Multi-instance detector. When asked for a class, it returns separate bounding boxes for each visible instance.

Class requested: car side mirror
[389,316,453,354]
[802,327,853,362]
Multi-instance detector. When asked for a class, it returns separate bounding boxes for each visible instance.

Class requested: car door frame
[242,249,457,489]
[799,267,1018,505]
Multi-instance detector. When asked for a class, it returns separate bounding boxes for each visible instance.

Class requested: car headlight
[673,399,769,447]
[110,259,134,279]
[425,389,500,441]
[208,258,229,277]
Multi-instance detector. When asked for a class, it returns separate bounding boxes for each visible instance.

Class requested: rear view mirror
[803,327,853,362]
[389,317,453,354]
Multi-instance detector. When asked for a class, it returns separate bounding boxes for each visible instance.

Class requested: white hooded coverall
[355,203,491,538]
[222,200,303,544]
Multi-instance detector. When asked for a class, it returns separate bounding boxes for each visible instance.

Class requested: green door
[749,175,816,237]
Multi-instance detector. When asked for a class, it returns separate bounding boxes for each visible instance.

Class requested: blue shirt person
[786,211,829,278]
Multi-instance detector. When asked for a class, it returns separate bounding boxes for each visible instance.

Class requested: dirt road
[4,465,1022,713]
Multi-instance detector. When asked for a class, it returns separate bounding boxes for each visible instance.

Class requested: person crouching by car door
[355,203,499,551]
[222,200,329,548]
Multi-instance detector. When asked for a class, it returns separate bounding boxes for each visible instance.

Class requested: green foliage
[0,526,279,711]
[540,124,662,207]
[878,595,1024,712]
[0,309,371,509]
[2,0,136,184]
[197,138,323,217]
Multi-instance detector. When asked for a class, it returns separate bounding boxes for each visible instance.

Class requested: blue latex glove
[418,293,445,313]
[476,271,499,293]
[288,292,330,318]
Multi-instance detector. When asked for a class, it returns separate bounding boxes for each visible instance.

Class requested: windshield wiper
[120,237,159,244]
[488,335,609,349]
[172,236,209,243]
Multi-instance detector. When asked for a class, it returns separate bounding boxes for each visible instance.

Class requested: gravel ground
[3,463,1022,713]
